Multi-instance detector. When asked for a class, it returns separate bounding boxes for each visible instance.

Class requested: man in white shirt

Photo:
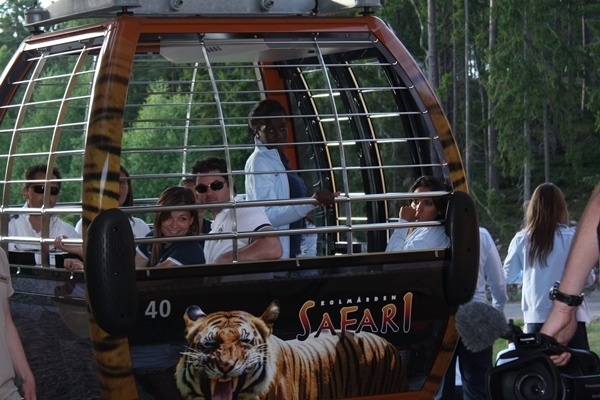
[191,157,282,264]
[8,164,79,256]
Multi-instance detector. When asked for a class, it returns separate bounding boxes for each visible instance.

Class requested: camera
[487,328,600,400]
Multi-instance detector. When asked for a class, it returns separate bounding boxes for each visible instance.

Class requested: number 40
[144,300,171,318]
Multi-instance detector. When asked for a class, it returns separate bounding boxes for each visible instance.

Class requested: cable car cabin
[0,1,479,399]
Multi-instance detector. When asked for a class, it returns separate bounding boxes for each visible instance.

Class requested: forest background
[0,0,599,261]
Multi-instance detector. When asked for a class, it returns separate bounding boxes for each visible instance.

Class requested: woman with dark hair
[135,186,204,268]
[245,99,338,259]
[504,183,594,350]
[131,186,204,399]
[74,165,150,237]
[385,175,451,251]
[56,165,150,267]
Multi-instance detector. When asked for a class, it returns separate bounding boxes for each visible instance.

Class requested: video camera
[487,321,600,400]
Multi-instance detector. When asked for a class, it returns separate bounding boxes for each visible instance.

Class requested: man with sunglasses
[8,164,79,254]
[191,157,282,267]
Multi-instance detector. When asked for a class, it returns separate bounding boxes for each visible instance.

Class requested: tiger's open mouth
[210,376,239,400]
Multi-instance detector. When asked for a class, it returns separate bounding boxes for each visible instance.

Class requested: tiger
[175,300,408,400]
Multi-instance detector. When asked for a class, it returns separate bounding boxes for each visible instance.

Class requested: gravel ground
[10,292,102,400]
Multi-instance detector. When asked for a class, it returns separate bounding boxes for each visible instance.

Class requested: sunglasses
[31,184,60,196]
[195,180,225,194]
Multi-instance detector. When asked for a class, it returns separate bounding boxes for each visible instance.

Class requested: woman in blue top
[385,175,451,251]
[135,186,205,268]
[504,183,594,350]
[131,186,205,398]
[245,99,338,258]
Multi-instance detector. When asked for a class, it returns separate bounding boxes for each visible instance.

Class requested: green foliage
[0,0,599,253]
[486,0,596,179]
[0,0,30,49]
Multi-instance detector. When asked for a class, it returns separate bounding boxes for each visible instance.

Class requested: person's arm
[541,182,600,353]
[63,258,84,271]
[503,234,525,284]
[385,226,408,252]
[386,206,417,252]
[245,155,316,226]
[482,232,508,313]
[135,247,149,269]
[5,297,36,400]
[215,226,283,263]
[54,236,84,258]
[402,226,449,250]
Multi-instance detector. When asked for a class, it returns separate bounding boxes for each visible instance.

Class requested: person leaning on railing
[134,186,205,269]
[192,156,282,265]
[245,99,339,259]
[9,164,79,253]
[385,175,451,251]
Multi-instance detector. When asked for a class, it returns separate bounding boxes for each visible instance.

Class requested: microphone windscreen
[455,301,508,353]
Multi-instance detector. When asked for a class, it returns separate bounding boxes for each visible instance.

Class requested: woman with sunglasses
[134,186,205,269]
[245,99,339,259]
[385,175,451,251]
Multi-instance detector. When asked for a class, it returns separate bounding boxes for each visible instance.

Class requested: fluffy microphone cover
[455,301,509,353]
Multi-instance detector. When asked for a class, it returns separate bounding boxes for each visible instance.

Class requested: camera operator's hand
[541,301,577,366]
[548,351,571,367]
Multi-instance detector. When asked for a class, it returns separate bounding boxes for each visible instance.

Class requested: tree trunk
[581,13,587,111]
[452,12,458,133]
[427,0,438,88]
[524,117,531,201]
[464,0,471,183]
[487,0,499,190]
[523,8,531,201]
[543,103,550,182]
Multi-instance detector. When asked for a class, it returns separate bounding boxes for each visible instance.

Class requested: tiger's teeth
[210,378,217,396]
[231,376,238,391]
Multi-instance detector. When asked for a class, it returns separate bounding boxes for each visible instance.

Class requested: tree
[0,0,30,67]
[427,0,438,88]
[487,0,499,190]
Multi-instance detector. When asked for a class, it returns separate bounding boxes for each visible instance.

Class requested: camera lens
[515,373,547,400]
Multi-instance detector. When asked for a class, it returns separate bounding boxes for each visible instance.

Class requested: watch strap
[548,281,584,307]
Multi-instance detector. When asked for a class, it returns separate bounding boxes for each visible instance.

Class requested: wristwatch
[548,281,584,306]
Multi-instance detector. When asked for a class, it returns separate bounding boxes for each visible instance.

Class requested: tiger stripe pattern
[175,300,408,400]
[81,22,140,399]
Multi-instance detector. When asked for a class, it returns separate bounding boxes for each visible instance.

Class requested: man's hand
[541,302,578,366]
[312,190,340,207]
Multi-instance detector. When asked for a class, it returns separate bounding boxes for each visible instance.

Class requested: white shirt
[385,221,450,252]
[245,139,315,258]
[473,228,508,312]
[204,200,273,264]
[203,199,275,282]
[504,225,594,323]
[8,204,80,251]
